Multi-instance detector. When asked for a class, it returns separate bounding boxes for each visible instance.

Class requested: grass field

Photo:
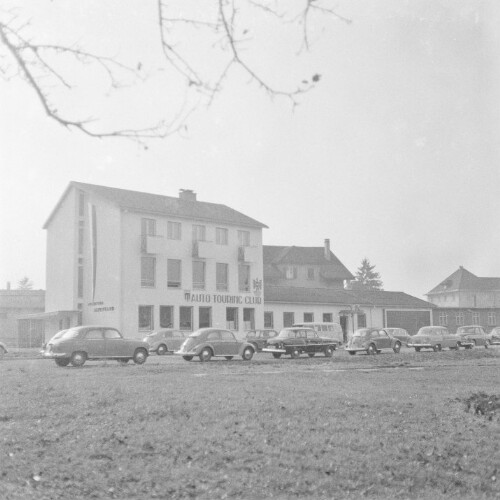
[1,348,499,499]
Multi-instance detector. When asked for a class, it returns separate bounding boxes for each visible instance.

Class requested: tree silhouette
[354,258,383,290]
[17,276,34,290]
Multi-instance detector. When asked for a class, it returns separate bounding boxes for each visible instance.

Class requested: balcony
[141,235,165,254]
[238,245,260,263]
[192,240,215,259]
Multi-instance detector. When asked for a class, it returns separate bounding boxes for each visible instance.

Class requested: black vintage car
[262,327,337,359]
[245,329,278,352]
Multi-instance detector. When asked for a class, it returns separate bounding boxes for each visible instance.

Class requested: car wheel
[70,351,86,367]
[242,347,254,361]
[225,356,234,360]
[182,355,193,361]
[118,358,129,365]
[415,347,421,352]
[132,348,148,365]
[433,344,442,352]
[199,347,213,362]
[367,344,377,355]
[272,353,282,359]
[324,346,334,358]
[393,342,401,354]
[250,343,259,352]
[308,352,315,358]
[157,344,168,355]
[55,358,70,367]
[348,351,356,356]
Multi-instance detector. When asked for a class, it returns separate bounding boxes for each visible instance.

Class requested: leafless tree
[0,1,350,143]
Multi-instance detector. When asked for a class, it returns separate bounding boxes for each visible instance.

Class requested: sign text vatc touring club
[184,292,262,305]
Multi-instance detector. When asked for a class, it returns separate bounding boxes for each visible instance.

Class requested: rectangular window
[472,312,480,325]
[192,224,206,241]
[357,314,367,328]
[307,268,315,280]
[141,218,156,236]
[138,306,154,331]
[439,313,448,326]
[199,307,212,328]
[323,313,333,322]
[456,312,465,326]
[180,307,193,330]
[77,265,84,298]
[216,263,229,291]
[141,256,156,287]
[216,227,228,245]
[78,220,84,254]
[167,221,182,240]
[238,264,250,292]
[488,312,497,326]
[243,308,255,330]
[264,311,274,328]
[193,261,206,290]
[167,259,181,288]
[78,191,85,217]
[226,307,239,330]
[286,266,298,279]
[304,312,314,322]
[283,312,294,327]
[237,230,250,246]
[160,306,174,328]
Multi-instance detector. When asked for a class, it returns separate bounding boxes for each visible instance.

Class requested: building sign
[184,291,262,305]
[87,301,115,312]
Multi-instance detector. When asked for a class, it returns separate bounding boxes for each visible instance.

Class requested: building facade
[426,266,500,331]
[42,182,266,340]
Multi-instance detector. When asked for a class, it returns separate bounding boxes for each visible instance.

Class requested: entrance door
[243,308,255,330]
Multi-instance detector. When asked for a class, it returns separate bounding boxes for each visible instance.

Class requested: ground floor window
[303,312,314,322]
[226,307,239,330]
[472,312,480,325]
[139,305,154,331]
[323,313,333,322]
[283,312,294,327]
[488,312,497,326]
[357,313,366,328]
[180,307,193,330]
[264,311,274,328]
[160,306,174,328]
[199,307,212,328]
[456,312,464,326]
[243,308,255,330]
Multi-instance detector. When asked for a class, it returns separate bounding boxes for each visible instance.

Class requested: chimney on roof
[179,189,197,202]
[324,239,331,260]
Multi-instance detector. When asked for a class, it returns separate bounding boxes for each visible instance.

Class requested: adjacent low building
[426,266,500,331]
[40,182,267,340]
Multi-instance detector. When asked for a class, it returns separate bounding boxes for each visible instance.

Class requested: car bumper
[262,347,286,354]
[457,341,474,347]
[407,343,432,348]
[345,347,368,352]
[489,339,500,345]
[42,352,69,359]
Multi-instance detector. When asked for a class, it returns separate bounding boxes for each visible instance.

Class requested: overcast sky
[1,0,499,299]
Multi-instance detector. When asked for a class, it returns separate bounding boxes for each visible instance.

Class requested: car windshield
[278,329,295,338]
[457,327,474,334]
[60,328,81,340]
[353,329,370,338]
[417,327,436,335]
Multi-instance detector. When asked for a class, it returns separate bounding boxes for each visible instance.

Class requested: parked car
[42,325,149,367]
[455,325,489,349]
[40,329,68,356]
[292,322,344,345]
[384,327,412,346]
[487,326,500,346]
[407,326,458,352]
[245,329,278,352]
[262,327,337,359]
[175,328,255,362]
[0,341,7,359]
[345,328,402,355]
[143,329,188,355]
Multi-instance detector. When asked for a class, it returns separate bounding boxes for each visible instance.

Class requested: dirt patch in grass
[461,392,500,420]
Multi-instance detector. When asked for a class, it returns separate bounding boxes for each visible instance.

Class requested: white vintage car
[407,326,459,352]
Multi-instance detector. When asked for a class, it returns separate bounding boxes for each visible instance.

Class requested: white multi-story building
[42,182,266,339]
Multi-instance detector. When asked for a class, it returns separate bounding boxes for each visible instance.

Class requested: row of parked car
[37,323,500,367]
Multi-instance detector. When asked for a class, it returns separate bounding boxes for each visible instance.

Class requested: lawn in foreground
[0,350,499,499]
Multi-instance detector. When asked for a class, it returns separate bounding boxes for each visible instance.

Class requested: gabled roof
[427,267,500,294]
[264,285,435,309]
[44,181,267,229]
[263,245,353,281]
